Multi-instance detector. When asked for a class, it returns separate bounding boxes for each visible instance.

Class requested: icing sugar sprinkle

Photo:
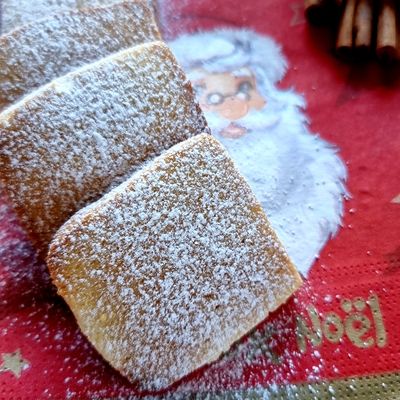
[0,1,161,109]
[1,0,131,33]
[48,134,302,390]
[0,41,208,256]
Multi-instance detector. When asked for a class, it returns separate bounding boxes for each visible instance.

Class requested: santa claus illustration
[170,29,347,275]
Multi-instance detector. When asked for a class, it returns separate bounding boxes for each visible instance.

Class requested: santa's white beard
[204,95,347,275]
[170,28,347,275]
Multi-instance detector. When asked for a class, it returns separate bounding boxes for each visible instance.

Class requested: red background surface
[1,0,400,398]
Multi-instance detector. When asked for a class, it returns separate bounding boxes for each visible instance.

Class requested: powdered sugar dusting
[1,0,127,33]
[0,41,208,256]
[48,134,302,390]
[0,191,51,305]
[0,1,161,110]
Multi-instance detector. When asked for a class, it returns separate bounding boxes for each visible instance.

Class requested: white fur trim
[169,28,287,83]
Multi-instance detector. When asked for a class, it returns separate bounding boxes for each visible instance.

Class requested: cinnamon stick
[336,0,357,59]
[396,5,400,60]
[354,0,373,58]
[377,0,397,62]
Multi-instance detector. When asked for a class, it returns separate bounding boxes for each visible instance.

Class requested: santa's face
[193,71,265,138]
[192,73,301,214]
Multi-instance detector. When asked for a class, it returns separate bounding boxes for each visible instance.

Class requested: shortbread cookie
[47,133,302,389]
[0,41,208,257]
[1,0,158,33]
[0,1,161,110]
[1,0,120,32]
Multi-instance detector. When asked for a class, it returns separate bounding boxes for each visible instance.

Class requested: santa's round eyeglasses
[195,81,253,106]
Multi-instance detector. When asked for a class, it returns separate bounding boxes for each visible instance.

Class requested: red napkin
[1,0,400,398]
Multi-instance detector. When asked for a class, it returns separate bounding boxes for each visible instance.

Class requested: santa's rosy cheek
[248,91,267,110]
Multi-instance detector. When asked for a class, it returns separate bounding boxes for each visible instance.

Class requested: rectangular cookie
[0,0,157,33]
[0,41,208,257]
[47,133,302,390]
[0,1,161,110]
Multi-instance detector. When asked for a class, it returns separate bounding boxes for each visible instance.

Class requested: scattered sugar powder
[48,134,302,390]
[0,1,161,109]
[0,0,132,33]
[0,41,208,256]
[0,190,51,306]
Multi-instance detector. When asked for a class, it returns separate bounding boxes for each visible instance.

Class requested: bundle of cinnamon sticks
[305,0,399,62]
